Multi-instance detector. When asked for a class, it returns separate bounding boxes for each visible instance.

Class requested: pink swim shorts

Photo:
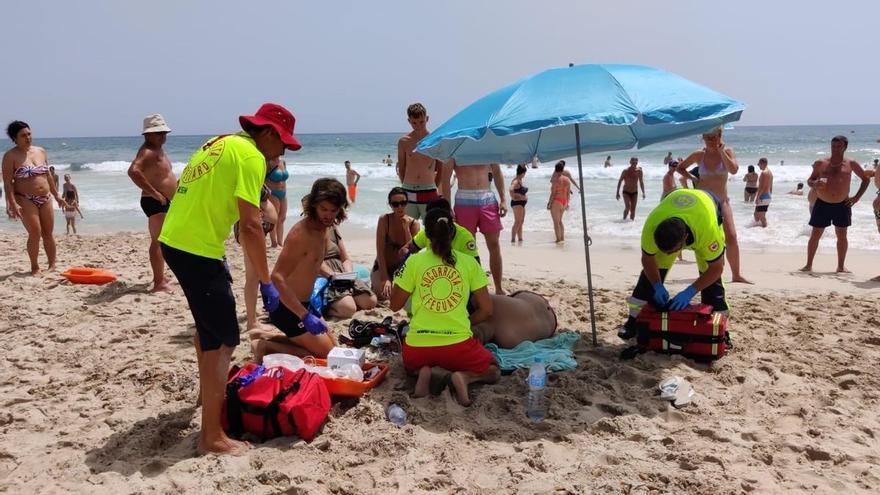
[454,190,502,234]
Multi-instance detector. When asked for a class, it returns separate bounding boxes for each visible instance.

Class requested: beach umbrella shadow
[82,281,152,305]
[0,270,31,282]
[84,406,198,477]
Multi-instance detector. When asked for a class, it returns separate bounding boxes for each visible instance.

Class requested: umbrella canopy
[416,64,744,165]
[415,63,745,346]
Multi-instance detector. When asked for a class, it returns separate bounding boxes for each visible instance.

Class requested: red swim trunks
[402,337,495,374]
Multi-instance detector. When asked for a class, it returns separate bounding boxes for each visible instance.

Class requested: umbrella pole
[574,123,598,346]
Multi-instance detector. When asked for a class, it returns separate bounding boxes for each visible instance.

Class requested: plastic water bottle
[526,357,547,422]
[386,404,407,427]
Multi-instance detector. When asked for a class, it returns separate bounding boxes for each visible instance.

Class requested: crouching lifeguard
[619,189,729,340]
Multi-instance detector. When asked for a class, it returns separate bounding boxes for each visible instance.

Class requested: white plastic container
[327,346,365,370]
[263,353,305,372]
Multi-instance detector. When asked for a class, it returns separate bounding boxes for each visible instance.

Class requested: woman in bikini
[547,161,572,243]
[371,187,420,301]
[676,127,751,283]
[742,165,758,203]
[265,156,289,248]
[2,121,66,274]
[509,164,528,243]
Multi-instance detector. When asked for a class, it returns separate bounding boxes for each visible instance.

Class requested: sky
[1,0,878,138]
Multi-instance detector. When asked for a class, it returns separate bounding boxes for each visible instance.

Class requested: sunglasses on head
[390,200,408,207]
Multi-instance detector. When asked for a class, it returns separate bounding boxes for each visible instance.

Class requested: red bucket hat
[239,103,302,151]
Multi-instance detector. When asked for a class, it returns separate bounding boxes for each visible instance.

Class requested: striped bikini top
[13,164,50,179]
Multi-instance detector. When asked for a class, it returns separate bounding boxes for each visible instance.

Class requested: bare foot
[197,436,250,456]
[730,276,754,284]
[836,267,852,274]
[449,372,472,406]
[799,265,812,272]
[47,264,56,272]
[150,279,173,293]
[495,288,507,296]
[250,339,267,363]
[30,265,40,276]
[413,366,431,398]
[246,327,284,341]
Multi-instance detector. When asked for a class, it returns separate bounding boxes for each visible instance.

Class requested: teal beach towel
[485,331,580,372]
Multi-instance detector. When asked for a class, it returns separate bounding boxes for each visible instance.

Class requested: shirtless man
[801,135,869,273]
[127,114,176,292]
[397,103,442,220]
[344,160,361,203]
[441,161,507,294]
[616,157,645,220]
[471,291,557,348]
[753,158,773,228]
[661,160,678,198]
[251,178,347,361]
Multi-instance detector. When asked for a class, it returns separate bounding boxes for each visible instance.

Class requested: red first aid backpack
[222,362,331,442]
[628,303,730,362]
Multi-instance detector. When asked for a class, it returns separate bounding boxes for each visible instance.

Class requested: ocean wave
[53,161,190,173]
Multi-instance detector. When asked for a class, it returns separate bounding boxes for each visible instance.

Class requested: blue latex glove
[302,313,328,335]
[652,282,670,307]
[259,281,281,313]
[669,285,698,311]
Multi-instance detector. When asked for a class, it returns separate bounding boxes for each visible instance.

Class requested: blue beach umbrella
[416,63,745,345]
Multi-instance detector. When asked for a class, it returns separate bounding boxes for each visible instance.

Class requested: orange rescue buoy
[61,267,117,285]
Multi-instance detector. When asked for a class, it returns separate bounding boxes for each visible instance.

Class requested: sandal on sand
[658,376,695,407]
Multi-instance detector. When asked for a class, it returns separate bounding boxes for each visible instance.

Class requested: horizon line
[25,122,880,141]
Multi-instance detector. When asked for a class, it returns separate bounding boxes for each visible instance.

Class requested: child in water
[63,190,83,234]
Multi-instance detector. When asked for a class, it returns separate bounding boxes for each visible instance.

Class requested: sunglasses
[389,200,408,207]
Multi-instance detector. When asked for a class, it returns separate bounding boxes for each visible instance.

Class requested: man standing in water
[397,103,442,220]
[616,157,645,220]
[159,103,300,455]
[801,135,869,273]
[344,160,361,203]
[753,158,773,228]
[441,161,507,294]
[127,114,176,292]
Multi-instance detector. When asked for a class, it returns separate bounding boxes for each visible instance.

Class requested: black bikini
[512,182,528,207]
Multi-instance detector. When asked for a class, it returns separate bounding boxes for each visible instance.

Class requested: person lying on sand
[471,291,557,348]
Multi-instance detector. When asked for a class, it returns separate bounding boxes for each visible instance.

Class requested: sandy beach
[0,228,878,494]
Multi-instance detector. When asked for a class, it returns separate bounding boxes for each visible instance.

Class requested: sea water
[2,125,878,251]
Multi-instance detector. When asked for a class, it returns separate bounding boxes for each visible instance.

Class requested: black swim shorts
[140,196,170,217]
[269,302,312,338]
[809,198,851,228]
[160,243,239,351]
